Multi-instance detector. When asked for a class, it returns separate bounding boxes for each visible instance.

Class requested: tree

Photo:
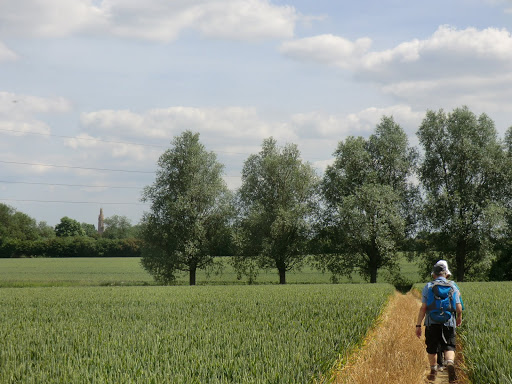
[55,217,85,237]
[321,116,417,283]
[417,106,508,281]
[140,131,233,285]
[489,125,512,281]
[0,203,39,240]
[102,215,133,239]
[234,138,320,284]
[37,221,56,238]
[81,223,98,238]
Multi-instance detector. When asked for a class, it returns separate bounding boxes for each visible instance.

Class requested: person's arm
[455,302,462,326]
[416,302,427,338]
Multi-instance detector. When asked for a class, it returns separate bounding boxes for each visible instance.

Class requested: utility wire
[0,128,248,155]
[0,198,148,206]
[0,127,326,159]
[0,128,166,149]
[0,160,242,177]
[0,180,143,189]
[0,160,155,174]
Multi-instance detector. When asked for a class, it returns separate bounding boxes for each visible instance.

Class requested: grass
[0,255,422,287]
[413,281,512,384]
[0,284,395,383]
[456,282,512,384]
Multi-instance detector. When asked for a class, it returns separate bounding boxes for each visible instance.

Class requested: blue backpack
[426,280,457,323]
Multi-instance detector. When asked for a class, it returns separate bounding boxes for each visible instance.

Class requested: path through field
[326,292,463,384]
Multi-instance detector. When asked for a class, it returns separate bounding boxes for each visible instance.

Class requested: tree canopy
[102,215,134,239]
[234,137,320,284]
[55,217,85,237]
[0,203,40,241]
[417,106,509,281]
[140,131,233,285]
[321,116,417,283]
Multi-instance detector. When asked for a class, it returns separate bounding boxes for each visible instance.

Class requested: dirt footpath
[325,292,463,384]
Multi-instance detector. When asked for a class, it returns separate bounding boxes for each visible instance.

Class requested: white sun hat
[433,259,452,278]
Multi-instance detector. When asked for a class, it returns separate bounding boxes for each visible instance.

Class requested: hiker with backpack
[416,260,463,383]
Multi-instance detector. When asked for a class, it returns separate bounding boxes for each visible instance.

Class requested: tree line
[140,106,512,285]
[0,208,142,258]
[3,106,512,285]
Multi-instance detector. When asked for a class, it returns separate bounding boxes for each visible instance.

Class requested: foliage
[0,284,394,383]
[0,203,39,241]
[140,131,233,285]
[234,137,320,284]
[417,106,509,281]
[80,222,98,238]
[55,216,85,237]
[0,237,141,259]
[489,238,512,281]
[102,215,134,239]
[320,116,417,283]
[457,282,512,384]
[37,221,56,238]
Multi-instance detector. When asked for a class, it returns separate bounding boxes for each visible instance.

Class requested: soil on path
[325,292,463,384]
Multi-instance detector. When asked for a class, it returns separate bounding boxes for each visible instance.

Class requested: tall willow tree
[140,131,233,285]
[321,116,417,283]
[418,107,509,281]
[234,138,320,284]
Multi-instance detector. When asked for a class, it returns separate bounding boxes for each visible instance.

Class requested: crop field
[0,256,421,287]
[0,284,394,383]
[457,282,512,384]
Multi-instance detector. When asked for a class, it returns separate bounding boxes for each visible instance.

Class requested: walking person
[416,260,463,383]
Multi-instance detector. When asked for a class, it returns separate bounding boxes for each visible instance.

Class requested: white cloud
[81,106,288,142]
[78,104,425,166]
[191,0,297,41]
[0,41,17,62]
[289,105,423,139]
[0,0,104,38]
[360,25,512,75]
[0,0,298,41]
[282,26,512,114]
[280,34,372,69]
[282,26,512,73]
[0,92,71,135]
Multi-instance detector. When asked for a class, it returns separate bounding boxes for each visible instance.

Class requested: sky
[1,0,512,228]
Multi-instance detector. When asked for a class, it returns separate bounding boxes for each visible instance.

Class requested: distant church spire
[98,208,105,235]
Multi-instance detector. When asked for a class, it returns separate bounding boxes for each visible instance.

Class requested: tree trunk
[370,268,378,284]
[189,267,197,286]
[455,238,466,282]
[368,241,379,283]
[278,268,286,284]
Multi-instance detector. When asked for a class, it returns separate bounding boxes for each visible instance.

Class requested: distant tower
[98,208,105,235]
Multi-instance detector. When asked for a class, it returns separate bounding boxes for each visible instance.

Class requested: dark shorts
[425,324,456,354]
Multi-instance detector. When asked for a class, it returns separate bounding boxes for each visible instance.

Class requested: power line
[0,160,242,177]
[0,160,155,174]
[0,127,326,159]
[0,180,143,189]
[0,128,166,149]
[0,128,248,155]
[0,198,148,206]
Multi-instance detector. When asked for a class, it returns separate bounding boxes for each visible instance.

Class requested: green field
[414,281,512,384]
[0,284,394,383]
[457,282,512,384]
[0,256,422,287]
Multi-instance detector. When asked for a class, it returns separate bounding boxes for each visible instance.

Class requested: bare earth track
[324,292,466,384]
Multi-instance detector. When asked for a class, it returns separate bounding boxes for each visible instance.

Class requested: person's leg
[437,343,444,370]
[444,350,455,361]
[425,325,442,380]
[442,326,457,382]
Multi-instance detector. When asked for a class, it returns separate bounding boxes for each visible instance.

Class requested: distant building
[98,208,105,235]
